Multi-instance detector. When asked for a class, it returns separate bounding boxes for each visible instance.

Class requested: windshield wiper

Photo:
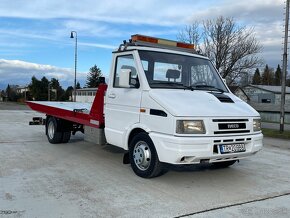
[193,85,224,93]
[150,82,195,90]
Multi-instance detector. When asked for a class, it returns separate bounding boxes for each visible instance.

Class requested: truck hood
[149,89,259,117]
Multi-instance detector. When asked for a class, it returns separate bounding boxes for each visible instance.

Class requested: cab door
[105,52,142,148]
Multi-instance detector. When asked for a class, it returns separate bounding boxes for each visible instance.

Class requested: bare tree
[178,16,262,84]
[177,22,201,46]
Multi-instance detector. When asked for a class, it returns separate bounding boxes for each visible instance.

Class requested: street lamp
[70,31,77,102]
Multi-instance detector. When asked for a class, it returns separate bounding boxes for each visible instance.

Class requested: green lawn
[261,120,290,125]
[262,128,290,139]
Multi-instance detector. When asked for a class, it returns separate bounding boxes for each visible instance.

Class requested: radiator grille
[212,119,250,135]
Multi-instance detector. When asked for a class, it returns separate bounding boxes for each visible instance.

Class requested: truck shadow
[62,140,241,175]
[87,142,238,173]
[165,163,233,172]
[69,133,85,143]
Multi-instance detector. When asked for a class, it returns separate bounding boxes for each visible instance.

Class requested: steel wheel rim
[48,121,55,139]
[133,141,151,171]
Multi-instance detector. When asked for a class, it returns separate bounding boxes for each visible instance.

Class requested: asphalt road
[0,102,30,110]
[0,108,290,218]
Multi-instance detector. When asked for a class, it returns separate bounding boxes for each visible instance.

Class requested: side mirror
[119,69,131,88]
[130,77,140,88]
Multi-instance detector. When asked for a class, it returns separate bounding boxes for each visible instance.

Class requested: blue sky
[0,0,285,89]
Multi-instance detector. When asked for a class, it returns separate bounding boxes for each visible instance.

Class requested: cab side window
[114,55,138,88]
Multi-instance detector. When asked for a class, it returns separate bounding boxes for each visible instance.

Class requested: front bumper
[149,132,263,164]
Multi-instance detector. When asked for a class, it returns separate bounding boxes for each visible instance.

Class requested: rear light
[131,34,195,50]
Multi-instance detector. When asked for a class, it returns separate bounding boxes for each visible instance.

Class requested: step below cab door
[105,52,141,148]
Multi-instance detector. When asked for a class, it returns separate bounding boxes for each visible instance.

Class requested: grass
[262,120,290,125]
[262,128,290,140]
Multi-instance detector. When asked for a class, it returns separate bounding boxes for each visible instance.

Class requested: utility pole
[70,31,77,102]
[280,0,289,132]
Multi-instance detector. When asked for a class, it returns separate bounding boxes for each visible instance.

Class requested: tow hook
[29,117,46,125]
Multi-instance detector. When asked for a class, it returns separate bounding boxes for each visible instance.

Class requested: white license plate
[219,143,246,154]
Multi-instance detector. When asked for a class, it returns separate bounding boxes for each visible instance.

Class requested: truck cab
[104,35,263,178]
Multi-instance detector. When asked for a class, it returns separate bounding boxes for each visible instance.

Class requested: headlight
[253,119,261,132]
[176,120,206,134]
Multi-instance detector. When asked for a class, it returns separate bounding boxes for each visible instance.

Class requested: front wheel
[129,132,166,178]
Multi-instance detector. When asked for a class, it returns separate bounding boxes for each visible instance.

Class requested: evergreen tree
[5,84,11,100]
[274,64,282,86]
[252,68,261,85]
[5,84,19,101]
[40,77,49,100]
[28,76,70,101]
[62,86,74,101]
[49,78,65,101]
[86,65,102,88]
[28,76,49,100]
[76,81,81,89]
[261,65,274,85]
[28,76,40,100]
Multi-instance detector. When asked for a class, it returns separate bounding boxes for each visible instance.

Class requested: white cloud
[0,59,86,86]
[1,0,284,43]
[0,0,216,26]
[79,42,116,49]
[0,28,117,51]
[187,0,283,23]
[0,0,283,26]
[0,0,287,82]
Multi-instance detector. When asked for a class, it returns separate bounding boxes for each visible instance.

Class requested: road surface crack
[175,192,290,218]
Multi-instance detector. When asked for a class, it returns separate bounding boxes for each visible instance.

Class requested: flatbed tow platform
[27,84,107,129]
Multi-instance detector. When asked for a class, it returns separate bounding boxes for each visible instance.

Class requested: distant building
[16,85,29,94]
[228,86,250,102]
[243,85,290,105]
[243,85,290,123]
[0,90,7,102]
[76,88,97,103]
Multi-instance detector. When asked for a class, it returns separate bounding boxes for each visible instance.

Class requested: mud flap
[123,152,130,164]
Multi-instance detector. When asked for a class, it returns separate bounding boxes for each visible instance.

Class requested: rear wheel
[212,160,236,168]
[46,117,63,144]
[129,132,166,178]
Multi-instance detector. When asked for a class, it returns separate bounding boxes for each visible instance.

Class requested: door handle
[108,93,116,99]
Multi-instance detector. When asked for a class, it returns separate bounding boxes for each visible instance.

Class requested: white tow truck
[27,34,263,178]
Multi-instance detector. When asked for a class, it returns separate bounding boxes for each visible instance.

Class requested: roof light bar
[131,34,195,50]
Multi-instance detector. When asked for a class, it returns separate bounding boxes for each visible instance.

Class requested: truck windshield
[138,51,228,92]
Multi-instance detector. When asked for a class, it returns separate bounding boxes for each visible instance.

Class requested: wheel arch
[124,124,151,150]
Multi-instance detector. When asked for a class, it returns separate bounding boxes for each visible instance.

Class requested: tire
[62,131,71,143]
[46,117,63,144]
[129,132,166,178]
[212,160,237,168]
